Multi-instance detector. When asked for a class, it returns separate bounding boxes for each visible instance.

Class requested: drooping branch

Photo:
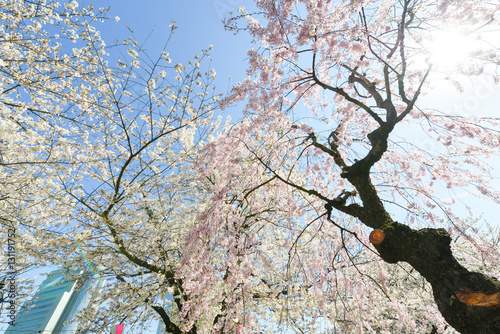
[243,142,331,203]
[230,0,500,332]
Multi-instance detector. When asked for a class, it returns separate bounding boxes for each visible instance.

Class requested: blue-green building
[5,269,91,334]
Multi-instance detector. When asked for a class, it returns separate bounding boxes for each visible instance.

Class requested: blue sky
[92,0,254,100]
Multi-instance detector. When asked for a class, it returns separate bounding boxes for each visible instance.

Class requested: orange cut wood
[455,289,500,308]
[369,229,385,245]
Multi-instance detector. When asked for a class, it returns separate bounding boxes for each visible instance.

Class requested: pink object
[111,324,125,334]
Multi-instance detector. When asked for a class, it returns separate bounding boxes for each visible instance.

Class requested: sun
[425,27,484,72]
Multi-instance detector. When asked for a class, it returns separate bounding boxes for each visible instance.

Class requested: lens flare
[71,231,104,286]
[426,28,482,71]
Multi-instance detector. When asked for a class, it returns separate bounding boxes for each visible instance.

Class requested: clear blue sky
[93,0,254,101]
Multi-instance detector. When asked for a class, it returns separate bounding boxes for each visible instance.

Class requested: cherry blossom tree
[215,0,500,333]
[0,0,113,311]
[195,117,449,333]
[0,1,317,333]
[0,1,228,333]
[0,3,332,331]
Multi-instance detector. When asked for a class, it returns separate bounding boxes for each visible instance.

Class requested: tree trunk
[326,124,500,333]
[313,121,500,332]
[375,222,500,333]
[336,168,500,333]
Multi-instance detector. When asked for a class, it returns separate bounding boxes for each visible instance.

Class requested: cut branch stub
[369,229,385,245]
[455,290,500,309]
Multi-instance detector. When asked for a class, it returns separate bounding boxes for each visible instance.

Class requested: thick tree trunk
[374,222,500,334]
[314,121,500,332]
[330,126,500,333]
[336,170,500,333]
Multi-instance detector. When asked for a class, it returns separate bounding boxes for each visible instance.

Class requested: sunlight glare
[427,28,481,71]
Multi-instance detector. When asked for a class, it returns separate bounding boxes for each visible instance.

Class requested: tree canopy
[217,0,500,332]
[1,0,499,333]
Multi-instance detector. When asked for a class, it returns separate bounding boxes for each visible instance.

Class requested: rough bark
[327,125,500,333]
[373,222,500,334]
